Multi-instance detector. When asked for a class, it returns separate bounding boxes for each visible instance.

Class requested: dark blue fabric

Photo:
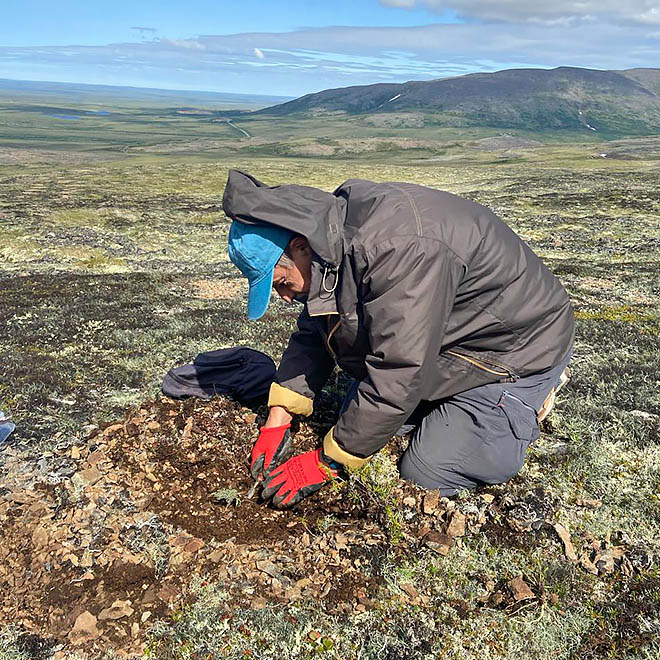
[162,347,276,402]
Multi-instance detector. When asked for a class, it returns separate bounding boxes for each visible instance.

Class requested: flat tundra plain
[1,98,659,659]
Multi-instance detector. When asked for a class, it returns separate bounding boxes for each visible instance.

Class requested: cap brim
[247,268,274,320]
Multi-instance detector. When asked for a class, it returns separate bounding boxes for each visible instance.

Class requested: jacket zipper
[446,349,512,377]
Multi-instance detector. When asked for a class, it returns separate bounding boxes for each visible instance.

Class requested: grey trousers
[341,351,571,496]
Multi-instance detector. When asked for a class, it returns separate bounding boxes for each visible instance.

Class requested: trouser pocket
[497,390,540,442]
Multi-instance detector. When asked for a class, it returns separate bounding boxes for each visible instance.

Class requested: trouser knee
[398,451,477,496]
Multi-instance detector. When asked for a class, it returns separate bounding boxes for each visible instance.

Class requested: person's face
[272,237,312,303]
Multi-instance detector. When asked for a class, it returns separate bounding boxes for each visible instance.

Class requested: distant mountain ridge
[258,67,660,136]
[0,79,293,110]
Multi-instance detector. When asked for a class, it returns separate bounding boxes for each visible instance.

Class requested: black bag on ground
[162,347,275,402]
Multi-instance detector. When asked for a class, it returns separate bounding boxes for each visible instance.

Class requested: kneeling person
[224,170,574,507]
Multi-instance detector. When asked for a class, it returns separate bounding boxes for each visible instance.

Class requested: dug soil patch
[0,395,403,656]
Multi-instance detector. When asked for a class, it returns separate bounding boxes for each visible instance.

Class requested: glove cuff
[268,383,313,416]
[322,427,371,469]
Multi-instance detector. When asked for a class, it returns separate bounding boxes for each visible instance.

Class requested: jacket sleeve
[324,237,463,467]
[268,306,336,416]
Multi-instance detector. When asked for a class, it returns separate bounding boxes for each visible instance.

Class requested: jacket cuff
[323,427,370,469]
[268,383,314,416]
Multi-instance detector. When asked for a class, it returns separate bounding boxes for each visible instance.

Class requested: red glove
[261,449,339,509]
[251,424,293,480]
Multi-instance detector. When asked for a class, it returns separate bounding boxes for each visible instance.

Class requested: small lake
[44,110,111,120]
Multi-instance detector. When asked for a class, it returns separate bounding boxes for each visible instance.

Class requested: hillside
[619,68,660,95]
[257,67,660,136]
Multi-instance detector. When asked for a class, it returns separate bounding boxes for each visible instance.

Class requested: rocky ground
[2,392,654,659]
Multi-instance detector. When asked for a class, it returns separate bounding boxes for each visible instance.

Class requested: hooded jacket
[222,169,574,468]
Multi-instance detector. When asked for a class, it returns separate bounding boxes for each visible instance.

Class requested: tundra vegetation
[0,87,659,659]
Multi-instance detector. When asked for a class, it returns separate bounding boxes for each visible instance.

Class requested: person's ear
[290,236,311,256]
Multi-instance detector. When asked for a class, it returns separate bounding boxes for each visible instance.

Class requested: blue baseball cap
[228,221,294,320]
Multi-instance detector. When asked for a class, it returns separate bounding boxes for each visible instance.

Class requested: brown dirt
[0,395,397,656]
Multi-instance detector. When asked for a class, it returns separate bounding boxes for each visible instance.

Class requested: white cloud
[1,19,659,96]
[381,0,417,6]
[160,38,205,51]
[379,0,660,25]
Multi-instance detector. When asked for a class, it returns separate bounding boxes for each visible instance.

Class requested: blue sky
[2,0,659,96]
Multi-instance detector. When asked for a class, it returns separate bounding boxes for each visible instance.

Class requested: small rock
[422,491,440,515]
[79,467,102,486]
[68,611,101,645]
[334,533,348,550]
[171,533,189,547]
[576,498,603,509]
[98,599,134,621]
[71,446,81,460]
[284,586,302,601]
[403,496,416,507]
[579,553,599,575]
[207,549,224,562]
[447,511,466,538]
[480,493,496,505]
[423,530,453,555]
[84,424,99,438]
[131,622,140,637]
[87,450,106,466]
[141,611,152,623]
[401,583,419,600]
[102,423,124,437]
[508,574,535,601]
[243,413,258,424]
[183,538,204,553]
[157,584,178,603]
[256,560,283,580]
[552,523,578,562]
[251,597,267,610]
[595,546,626,574]
[31,526,49,548]
[141,586,157,604]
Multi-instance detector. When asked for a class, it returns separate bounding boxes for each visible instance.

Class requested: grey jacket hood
[222,169,345,268]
